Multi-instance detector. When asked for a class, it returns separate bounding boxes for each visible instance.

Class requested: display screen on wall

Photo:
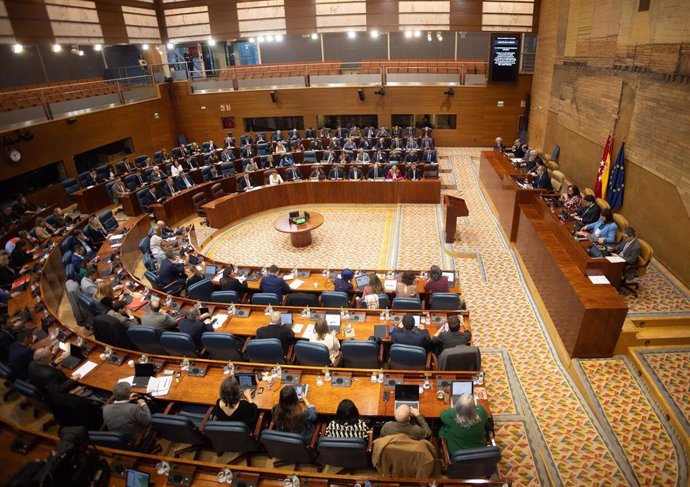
[221,116,236,130]
[392,114,457,130]
[316,115,378,129]
[490,34,520,82]
[243,116,304,132]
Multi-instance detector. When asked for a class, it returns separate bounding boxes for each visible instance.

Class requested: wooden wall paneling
[172,77,532,147]
[0,87,177,181]
[449,0,482,32]
[366,0,398,32]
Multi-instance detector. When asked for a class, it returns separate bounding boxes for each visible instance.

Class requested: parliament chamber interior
[0,1,689,486]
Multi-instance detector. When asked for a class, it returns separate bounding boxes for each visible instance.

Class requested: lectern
[444,194,469,243]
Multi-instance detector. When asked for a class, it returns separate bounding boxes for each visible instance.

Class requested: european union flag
[607,142,625,209]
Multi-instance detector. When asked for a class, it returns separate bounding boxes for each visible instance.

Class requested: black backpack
[10,426,110,487]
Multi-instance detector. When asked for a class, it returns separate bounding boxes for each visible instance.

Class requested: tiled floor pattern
[578,358,682,486]
[634,348,690,434]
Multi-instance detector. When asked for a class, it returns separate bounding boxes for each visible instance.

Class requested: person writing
[385,165,404,181]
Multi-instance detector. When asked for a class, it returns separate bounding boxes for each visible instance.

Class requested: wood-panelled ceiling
[2,0,539,45]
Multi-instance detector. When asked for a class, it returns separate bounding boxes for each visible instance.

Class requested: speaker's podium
[444,194,469,243]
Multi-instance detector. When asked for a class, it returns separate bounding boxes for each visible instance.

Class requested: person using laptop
[390,314,430,349]
[255,311,295,354]
[578,208,618,245]
[103,382,151,444]
[211,377,259,429]
[439,393,490,454]
[28,347,84,397]
[423,265,449,293]
[380,404,431,440]
[431,315,471,353]
[309,318,340,365]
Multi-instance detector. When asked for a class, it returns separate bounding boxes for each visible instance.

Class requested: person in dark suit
[404,151,419,163]
[71,243,87,272]
[86,215,108,246]
[219,266,248,297]
[310,138,323,150]
[390,314,430,349]
[256,311,295,354]
[237,173,255,192]
[178,308,213,350]
[8,328,35,379]
[285,166,302,182]
[272,130,284,142]
[375,137,388,150]
[406,164,422,181]
[162,177,180,198]
[176,172,195,190]
[10,240,32,269]
[575,195,600,225]
[422,148,437,164]
[390,137,403,150]
[158,250,185,288]
[289,128,300,140]
[494,137,506,151]
[259,265,291,301]
[242,145,254,158]
[367,162,385,180]
[309,167,326,180]
[138,187,159,212]
[255,133,267,144]
[27,347,80,396]
[526,150,542,172]
[0,251,17,287]
[348,165,364,180]
[420,135,434,150]
[430,315,471,353]
[372,149,387,164]
[533,165,553,192]
[328,165,345,180]
[607,227,642,282]
[364,126,376,139]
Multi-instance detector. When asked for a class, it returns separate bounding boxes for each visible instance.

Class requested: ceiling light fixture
[370,30,379,38]
[266,35,274,42]
[52,43,62,53]
[249,37,256,43]
[427,32,432,42]
[12,44,23,54]
[257,36,265,43]
[77,49,84,56]
[310,33,318,40]
[208,38,216,46]
[347,31,356,39]
[142,43,149,50]
[414,30,421,38]
[275,34,283,42]
[166,42,174,49]
[94,43,102,51]
[404,31,412,39]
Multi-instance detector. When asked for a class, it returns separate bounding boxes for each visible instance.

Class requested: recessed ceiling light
[142,43,149,50]
[77,49,84,56]
[249,37,256,43]
[166,42,174,49]
[347,31,356,39]
[12,44,23,54]
[258,36,265,43]
[266,35,274,42]
[208,38,216,46]
[404,31,412,39]
[94,43,102,51]
[427,32,432,42]
[275,35,283,42]
[310,33,318,40]
[52,44,62,53]
[414,30,421,38]
[370,30,379,38]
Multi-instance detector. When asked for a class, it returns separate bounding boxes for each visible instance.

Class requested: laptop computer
[236,372,256,392]
[126,469,150,487]
[99,263,113,279]
[204,265,217,280]
[442,271,455,287]
[281,313,293,327]
[325,313,341,333]
[450,380,474,405]
[132,363,156,388]
[59,343,86,370]
[394,384,420,410]
[355,274,370,288]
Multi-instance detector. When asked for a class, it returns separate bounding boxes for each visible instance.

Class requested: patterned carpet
[620,262,690,316]
[634,347,690,434]
[196,148,689,486]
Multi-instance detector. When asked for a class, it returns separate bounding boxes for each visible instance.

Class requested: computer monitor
[355,274,370,288]
[126,469,150,487]
[442,271,455,286]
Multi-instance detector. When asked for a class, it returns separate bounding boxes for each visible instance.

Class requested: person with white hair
[103,381,151,443]
[380,404,432,440]
[439,393,489,454]
[494,137,505,151]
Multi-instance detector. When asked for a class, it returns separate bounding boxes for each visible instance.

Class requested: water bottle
[324,367,331,382]
[371,371,377,383]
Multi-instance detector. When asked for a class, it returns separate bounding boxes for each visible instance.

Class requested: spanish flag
[594,135,613,199]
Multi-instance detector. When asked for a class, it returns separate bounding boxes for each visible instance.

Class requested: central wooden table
[273,211,324,247]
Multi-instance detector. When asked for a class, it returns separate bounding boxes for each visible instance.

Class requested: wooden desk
[274,212,324,247]
[73,183,112,214]
[206,180,441,229]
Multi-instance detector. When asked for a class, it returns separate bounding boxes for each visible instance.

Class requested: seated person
[140,299,178,330]
[390,137,403,150]
[337,152,350,165]
[420,135,434,150]
[237,173,256,192]
[244,159,259,172]
[310,138,323,150]
[176,172,195,190]
[404,151,419,163]
[10,239,32,269]
[149,166,164,183]
[149,226,168,259]
[422,148,437,164]
[439,393,490,454]
[272,385,317,443]
[526,149,542,172]
[386,165,404,181]
[241,145,254,158]
[106,300,138,328]
[219,265,248,296]
[343,138,357,151]
[162,177,180,198]
[574,194,601,225]
[511,139,525,158]
[328,165,345,180]
[560,185,582,211]
[33,217,56,242]
[390,313,430,349]
[268,171,284,185]
[87,215,108,246]
[310,166,326,181]
[8,328,35,379]
[348,165,364,180]
[290,139,305,152]
[388,151,402,164]
[356,273,385,308]
[323,149,337,164]
[430,315,471,352]
[381,404,431,440]
[279,153,294,167]
[366,162,385,180]
[28,347,80,396]
[494,137,506,151]
[80,267,99,297]
[359,138,371,150]
[285,166,302,181]
[533,165,553,191]
[209,165,222,180]
[274,141,287,154]
[138,187,160,212]
[355,148,370,163]
[0,251,17,287]
[15,194,37,216]
[325,399,369,438]
[158,250,185,288]
[103,382,151,443]
[256,311,295,354]
[405,137,418,150]
[212,377,259,428]
[178,307,213,350]
[375,137,388,150]
[184,263,204,290]
[259,264,291,300]
[395,271,419,298]
[607,227,642,283]
[308,318,340,365]
[579,208,617,244]
[289,128,300,140]
[406,164,422,180]
[272,130,284,142]
[260,155,277,169]
[328,137,340,150]
[333,268,354,293]
[424,265,449,293]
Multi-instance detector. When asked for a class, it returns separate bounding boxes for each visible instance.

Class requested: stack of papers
[588,275,610,285]
[109,234,124,242]
[302,324,315,339]
[283,273,294,281]
[210,313,229,329]
[292,323,304,334]
[289,279,304,289]
[148,376,173,397]
[605,255,626,263]
[72,361,98,379]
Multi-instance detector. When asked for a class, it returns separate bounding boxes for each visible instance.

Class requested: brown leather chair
[612,213,629,243]
[211,183,224,200]
[622,238,653,296]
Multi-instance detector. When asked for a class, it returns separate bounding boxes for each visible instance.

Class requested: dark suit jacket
[158,258,185,287]
[367,166,385,179]
[237,176,254,192]
[328,169,345,180]
[390,328,430,349]
[348,168,363,180]
[28,361,78,396]
[139,189,157,208]
[534,173,553,192]
[86,225,107,244]
[179,318,213,350]
[219,276,248,296]
[256,324,295,353]
[259,274,291,300]
[285,168,301,181]
[162,181,180,197]
[578,204,601,225]
[407,168,421,180]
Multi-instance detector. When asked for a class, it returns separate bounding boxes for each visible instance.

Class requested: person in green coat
[439,393,489,454]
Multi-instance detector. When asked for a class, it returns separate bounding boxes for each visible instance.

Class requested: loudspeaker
[270,90,277,103]
[357,89,365,101]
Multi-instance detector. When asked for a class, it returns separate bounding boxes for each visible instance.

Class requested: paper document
[283,273,294,281]
[289,279,304,289]
[211,313,229,329]
[302,324,315,339]
[118,375,134,385]
[110,243,122,249]
[606,255,626,263]
[238,276,247,283]
[108,234,124,241]
[588,275,610,285]
[148,376,173,397]
[292,323,304,334]
[384,279,397,291]
[72,361,98,379]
